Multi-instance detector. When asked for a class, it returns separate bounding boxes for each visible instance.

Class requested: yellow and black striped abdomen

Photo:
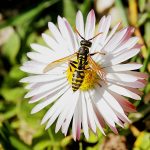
[72,69,84,92]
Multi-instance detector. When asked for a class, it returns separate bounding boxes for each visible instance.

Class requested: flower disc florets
[66,61,99,91]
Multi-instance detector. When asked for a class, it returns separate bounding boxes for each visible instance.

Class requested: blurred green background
[0,0,150,149]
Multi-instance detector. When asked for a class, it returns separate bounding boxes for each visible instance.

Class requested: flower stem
[48,128,55,142]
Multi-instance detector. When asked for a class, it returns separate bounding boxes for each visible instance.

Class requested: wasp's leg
[90,52,106,56]
[83,61,91,70]
[85,67,90,70]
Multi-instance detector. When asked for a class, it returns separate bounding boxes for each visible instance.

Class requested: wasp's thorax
[80,40,92,47]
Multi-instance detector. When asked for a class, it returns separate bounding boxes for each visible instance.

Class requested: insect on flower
[43,29,106,92]
[20,9,148,140]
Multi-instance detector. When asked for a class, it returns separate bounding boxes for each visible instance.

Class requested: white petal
[20,74,65,83]
[57,16,75,53]
[102,48,140,67]
[107,79,145,88]
[25,83,36,89]
[92,112,105,135]
[20,61,44,74]
[104,83,141,100]
[101,88,130,123]
[106,72,139,82]
[72,99,81,140]
[41,88,72,125]
[113,37,139,54]
[100,15,111,43]
[109,91,136,112]
[121,27,135,43]
[91,15,111,54]
[25,78,67,98]
[103,27,128,53]
[48,22,64,44]
[90,16,106,53]
[85,9,95,39]
[31,85,70,114]
[30,43,53,55]
[84,91,96,133]
[60,90,80,135]
[76,10,84,42]
[81,92,89,139]
[105,63,142,72]
[63,18,78,51]
[90,98,105,135]
[91,87,118,134]
[27,52,54,63]
[94,86,127,127]
[29,82,68,103]
[42,33,63,52]
[104,22,121,45]
[21,60,66,75]
[55,88,77,133]
[124,71,148,79]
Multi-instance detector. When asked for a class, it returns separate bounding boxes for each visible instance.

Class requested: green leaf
[9,65,26,80]
[63,0,76,26]
[138,13,149,27]
[0,122,31,150]
[78,0,92,17]
[2,31,20,64]
[19,100,45,128]
[138,0,146,12]
[0,106,17,121]
[0,0,60,29]
[140,46,150,72]
[115,0,128,26]
[134,132,150,150]
[9,136,31,150]
[145,83,150,94]
[33,140,59,150]
[87,130,103,150]
[0,87,26,102]
[144,21,150,47]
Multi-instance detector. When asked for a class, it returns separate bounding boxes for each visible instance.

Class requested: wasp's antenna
[75,28,85,40]
[88,32,103,41]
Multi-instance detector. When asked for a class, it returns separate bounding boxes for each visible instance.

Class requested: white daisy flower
[20,10,147,140]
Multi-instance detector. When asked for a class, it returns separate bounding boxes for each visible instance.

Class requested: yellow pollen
[66,63,99,91]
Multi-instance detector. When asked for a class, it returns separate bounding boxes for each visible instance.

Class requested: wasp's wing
[43,53,77,73]
[87,55,106,81]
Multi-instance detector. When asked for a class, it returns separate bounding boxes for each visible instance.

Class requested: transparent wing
[87,55,106,81]
[43,53,77,73]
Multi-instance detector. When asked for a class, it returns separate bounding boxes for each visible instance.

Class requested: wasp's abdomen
[72,69,84,92]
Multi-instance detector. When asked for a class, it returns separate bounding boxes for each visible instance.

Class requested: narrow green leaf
[63,0,76,26]
[134,132,150,150]
[144,21,150,47]
[0,0,60,29]
[9,136,31,150]
[0,106,17,121]
[2,31,20,64]
[0,87,26,102]
[138,0,146,12]
[33,140,60,150]
[140,46,150,73]
[78,0,92,17]
[115,0,128,26]
[9,65,26,80]
[138,13,149,27]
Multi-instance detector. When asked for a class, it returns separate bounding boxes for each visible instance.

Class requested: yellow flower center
[66,61,99,91]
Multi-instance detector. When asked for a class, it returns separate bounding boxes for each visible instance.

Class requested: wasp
[43,29,106,92]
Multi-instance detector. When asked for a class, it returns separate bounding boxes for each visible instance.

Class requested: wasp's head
[75,28,102,48]
[80,40,92,47]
